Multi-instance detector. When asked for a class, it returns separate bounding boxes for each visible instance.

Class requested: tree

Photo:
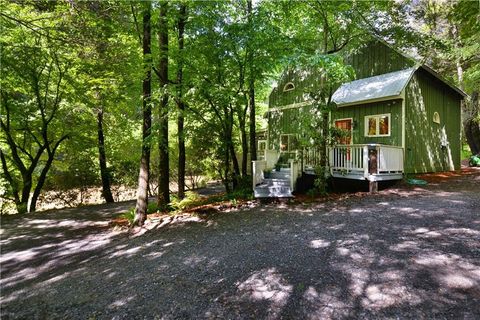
[133,1,153,226]
[1,3,71,213]
[175,3,187,199]
[297,54,354,193]
[157,0,170,207]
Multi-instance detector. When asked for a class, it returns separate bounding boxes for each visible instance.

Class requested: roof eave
[334,94,403,108]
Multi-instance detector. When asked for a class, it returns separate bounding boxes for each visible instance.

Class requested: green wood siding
[332,99,403,146]
[268,69,323,109]
[345,41,414,79]
[405,69,461,173]
[269,41,414,110]
[267,105,312,149]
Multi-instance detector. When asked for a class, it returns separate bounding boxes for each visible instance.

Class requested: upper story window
[257,140,267,152]
[365,114,391,137]
[433,112,440,124]
[283,82,295,92]
[280,134,297,152]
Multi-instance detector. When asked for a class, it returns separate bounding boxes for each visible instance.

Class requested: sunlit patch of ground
[1,167,479,319]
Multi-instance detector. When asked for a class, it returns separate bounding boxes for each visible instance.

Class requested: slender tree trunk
[227,108,240,189]
[176,4,187,199]
[19,173,32,213]
[97,106,114,203]
[239,114,248,176]
[29,152,53,212]
[157,1,170,207]
[133,2,152,226]
[223,129,231,194]
[247,0,257,165]
[0,149,21,210]
[249,85,256,163]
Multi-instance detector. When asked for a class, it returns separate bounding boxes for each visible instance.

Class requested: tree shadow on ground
[1,169,479,319]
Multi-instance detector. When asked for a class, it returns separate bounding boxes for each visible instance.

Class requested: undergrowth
[121,185,253,223]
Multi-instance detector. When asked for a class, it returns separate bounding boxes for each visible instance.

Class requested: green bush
[121,208,136,224]
[170,191,202,211]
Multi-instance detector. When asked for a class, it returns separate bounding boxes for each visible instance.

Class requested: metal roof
[332,68,416,107]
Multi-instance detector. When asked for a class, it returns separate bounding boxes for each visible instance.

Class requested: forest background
[1,0,478,217]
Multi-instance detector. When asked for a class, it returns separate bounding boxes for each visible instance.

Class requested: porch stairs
[254,168,293,198]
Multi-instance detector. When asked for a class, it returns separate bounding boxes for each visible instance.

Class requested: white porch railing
[265,149,280,169]
[329,144,404,181]
[303,148,321,169]
[252,160,266,189]
[329,145,368,175]
[378,145,404,172]
[290,159,301,191]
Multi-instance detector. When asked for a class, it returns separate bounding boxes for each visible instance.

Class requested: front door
[335,118,353,161]
[334,119,353,145]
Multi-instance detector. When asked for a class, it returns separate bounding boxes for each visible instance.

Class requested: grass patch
[120,208,135,225]
[462,143,472,159]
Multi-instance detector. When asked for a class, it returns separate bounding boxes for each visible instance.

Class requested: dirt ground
[1,167,479,319]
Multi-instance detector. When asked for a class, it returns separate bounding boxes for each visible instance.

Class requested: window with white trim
[257,140,267,152]
[433,112,440,124]
[364,114,391,137]
[283,82,295,92]
[280,134,297,152]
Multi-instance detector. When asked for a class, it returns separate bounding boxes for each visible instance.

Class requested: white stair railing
[252,160,266,190]
[289,159,301,191]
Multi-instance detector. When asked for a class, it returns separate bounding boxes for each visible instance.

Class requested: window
[364,114,391,137]
[283,82,295,92]
[280,134,297,152]
[433,112,440,124]
[257,140,266,152]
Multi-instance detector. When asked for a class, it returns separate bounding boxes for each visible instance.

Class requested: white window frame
[257,140,267,151]
[364,113,391,137]
[433,112,440,124]
[283,82,295,92]
[279,134,296,152]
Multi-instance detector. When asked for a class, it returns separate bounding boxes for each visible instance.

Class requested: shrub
[121,208,136,224]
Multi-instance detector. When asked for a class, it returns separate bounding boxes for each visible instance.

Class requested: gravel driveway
[1,168,479,319]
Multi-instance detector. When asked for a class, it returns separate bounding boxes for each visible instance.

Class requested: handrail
[252,160,266,190]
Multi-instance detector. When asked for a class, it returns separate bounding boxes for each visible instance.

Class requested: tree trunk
[0,149,21,211]
[247,0,257,166]
[29,152,54,212]
[133,1,152,226]
[464,91,480,155]
[157,1,170,207]
[249,85,256,162]
[223,133,231,193]
[20,172,32,213]
[176,4,187,199]
[97,106,114,203]
[227,108,240,189]
[239,115,248,176]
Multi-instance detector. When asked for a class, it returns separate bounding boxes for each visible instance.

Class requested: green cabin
[253,40,466,197]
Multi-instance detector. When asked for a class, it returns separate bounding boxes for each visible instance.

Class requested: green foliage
[2,0,476,214]
[121,208,136,225]
[313,166,329,196]
[170,191,202,211]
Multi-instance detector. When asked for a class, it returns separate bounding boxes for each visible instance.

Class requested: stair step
[254,186,293,198]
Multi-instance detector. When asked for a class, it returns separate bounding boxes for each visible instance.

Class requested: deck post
[369,180,378,193]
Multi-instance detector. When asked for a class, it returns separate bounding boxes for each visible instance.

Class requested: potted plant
[263,168,272,178]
